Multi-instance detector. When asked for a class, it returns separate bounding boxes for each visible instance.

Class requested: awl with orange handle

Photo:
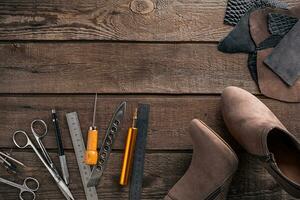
[119,108,138,186]
[85,93,99,165]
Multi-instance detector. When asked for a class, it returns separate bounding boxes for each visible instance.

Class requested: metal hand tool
[0,151,25,173]
[66,112,98,200]
[52,109,70,185]
[120,108,138,186]
[31,120,56,170]
[12,119,75,200]
[87,101,126,187]
[130,104,150,200]
[85,94,99,165]
[0,177,39,200]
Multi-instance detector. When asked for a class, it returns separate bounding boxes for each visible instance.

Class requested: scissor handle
[31,119,48,138]
[23,177,39,192]
[31,119,55,168]
[19,189,36,200]
[19,177,39,200]
[13,131,32,149]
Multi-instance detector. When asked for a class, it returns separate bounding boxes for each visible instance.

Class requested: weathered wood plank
[0,151,296,200]
[0,42,257,94]
[228,151,296,200]
[0,0,296,41]
[0,0,229,41]
[0,95,299,150]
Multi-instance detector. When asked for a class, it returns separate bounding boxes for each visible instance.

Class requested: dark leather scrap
[246,34,282,84]
[219,12,256,53]
[257,34,283,50]
[268,13,298,36]
[224,0,288,26]
[247,52,258,83]
[264,21,300,86]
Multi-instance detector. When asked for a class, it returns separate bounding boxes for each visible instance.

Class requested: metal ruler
[129,104,150,200]
[66,112,98,200]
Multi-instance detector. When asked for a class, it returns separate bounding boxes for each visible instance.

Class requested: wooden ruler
[66,112,98,200]
[129,104,150,200]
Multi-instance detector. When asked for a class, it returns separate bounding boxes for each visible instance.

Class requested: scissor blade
[57,179,74,200]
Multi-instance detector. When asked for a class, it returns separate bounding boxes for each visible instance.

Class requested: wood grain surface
[0,151,297,200]
[0,42,256,94]
[0,95,299,150]
[1,0,300,199]
[0,0,297,41]
[0,0,230,41]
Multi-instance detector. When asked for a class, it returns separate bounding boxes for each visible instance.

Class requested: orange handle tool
[120,109,138,186]
[84,94,99,165]
[84,127,98,165]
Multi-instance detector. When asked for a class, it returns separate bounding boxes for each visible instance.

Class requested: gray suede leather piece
[258,48,300,102]
[264,21,300,86]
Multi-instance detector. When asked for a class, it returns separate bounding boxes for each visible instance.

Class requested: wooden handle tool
[85,94,99,165]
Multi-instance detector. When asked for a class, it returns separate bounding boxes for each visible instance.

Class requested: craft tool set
[3,98,151,200]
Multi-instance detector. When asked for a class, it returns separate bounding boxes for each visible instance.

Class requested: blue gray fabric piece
[224,0,288,26]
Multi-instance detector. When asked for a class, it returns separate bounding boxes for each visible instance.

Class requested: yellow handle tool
[85,94,99,165]
[120,109,138,186]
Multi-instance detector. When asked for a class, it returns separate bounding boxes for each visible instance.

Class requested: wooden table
[0,0,299,199]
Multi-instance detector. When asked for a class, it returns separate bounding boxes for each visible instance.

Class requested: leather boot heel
[164,119,238,200]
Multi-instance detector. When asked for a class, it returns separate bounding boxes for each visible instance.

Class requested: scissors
[13,119,75,200]
[0,177,39,200]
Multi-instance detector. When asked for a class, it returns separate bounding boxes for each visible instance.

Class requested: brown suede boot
[221,86,300,198]
[164,119,238,200]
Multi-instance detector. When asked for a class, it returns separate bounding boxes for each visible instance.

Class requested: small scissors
[0,177,39,200]
[13,119,74,200]
[30,120,57,171]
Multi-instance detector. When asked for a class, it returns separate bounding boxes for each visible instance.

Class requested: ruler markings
[129,104,150,200]
[66,112,98,200]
